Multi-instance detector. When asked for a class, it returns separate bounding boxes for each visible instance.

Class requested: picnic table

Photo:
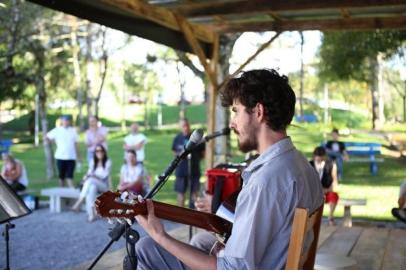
[344,142,382,176]
[0,139,12,154]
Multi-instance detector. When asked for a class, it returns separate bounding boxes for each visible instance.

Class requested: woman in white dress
[72,144,111,222]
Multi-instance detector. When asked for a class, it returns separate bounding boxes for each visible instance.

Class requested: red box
[206,168,241,201]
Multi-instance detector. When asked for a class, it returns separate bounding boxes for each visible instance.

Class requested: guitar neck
[149,201,233,237]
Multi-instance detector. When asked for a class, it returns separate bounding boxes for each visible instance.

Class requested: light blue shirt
[217,137,324,270]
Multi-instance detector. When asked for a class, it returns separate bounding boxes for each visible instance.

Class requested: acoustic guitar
[95,191,236,240]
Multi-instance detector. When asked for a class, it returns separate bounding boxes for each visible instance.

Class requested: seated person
[190,192,220,254]
[72,145,111,222]
[325,128,349,180]
[1,153,29,193]
[310,146,339,225]
[392,182,406,223]
[118,150,146,196]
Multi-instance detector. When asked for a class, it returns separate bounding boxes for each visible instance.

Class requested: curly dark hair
[220,69,296,131]
[313,146,327,157]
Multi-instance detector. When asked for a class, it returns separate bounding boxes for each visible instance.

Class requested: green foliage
[0,0,76,108]
[123,63,161,97]
[318,30,406,82]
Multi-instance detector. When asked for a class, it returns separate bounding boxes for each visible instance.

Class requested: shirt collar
[242,137,295,182]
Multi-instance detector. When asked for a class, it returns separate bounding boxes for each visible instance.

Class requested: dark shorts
[56,159,76,180]
[174,176,200,193]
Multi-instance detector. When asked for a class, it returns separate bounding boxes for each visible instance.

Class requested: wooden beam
[340,8,351,19]
[209,16,406,32]
[101,0,215,44]
[218,31,281,90]
[175,14,218,87]
[176,0,406,18]
[206,35,220,169]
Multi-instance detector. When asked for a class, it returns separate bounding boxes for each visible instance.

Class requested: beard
[237,126,258,153]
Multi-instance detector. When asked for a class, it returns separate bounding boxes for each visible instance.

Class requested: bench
[40,187,81,213]
[344,142,383,176]
[0,139,12,154]
[295,113,318,123]
[339,198,367,227]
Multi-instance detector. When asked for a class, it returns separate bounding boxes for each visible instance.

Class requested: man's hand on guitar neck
[135,198,167,241]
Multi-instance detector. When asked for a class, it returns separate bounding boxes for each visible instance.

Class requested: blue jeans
[327,151,343,180]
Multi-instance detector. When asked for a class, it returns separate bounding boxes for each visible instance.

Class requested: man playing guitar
[135,69,324,270]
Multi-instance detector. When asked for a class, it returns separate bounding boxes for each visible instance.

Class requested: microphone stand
[87,142,197,270]
[187,153,194,241]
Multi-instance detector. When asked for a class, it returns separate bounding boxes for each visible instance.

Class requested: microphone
[184,129,204,152]
[203,127,231,142]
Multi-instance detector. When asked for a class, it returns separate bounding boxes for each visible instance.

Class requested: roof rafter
[209,15,406,33]
[101,0,215,44]
[174,0,406,18]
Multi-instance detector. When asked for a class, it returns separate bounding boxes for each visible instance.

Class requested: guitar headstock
[95,191,146,220]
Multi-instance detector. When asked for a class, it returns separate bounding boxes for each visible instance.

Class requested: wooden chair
[285,204,324,270]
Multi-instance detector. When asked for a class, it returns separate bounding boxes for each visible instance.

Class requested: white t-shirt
[120,163,144,184]
[124,133,147,161]
[47,126,79,160]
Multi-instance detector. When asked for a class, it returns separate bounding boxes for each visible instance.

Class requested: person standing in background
[46,115,81,187]
[325,128,349,180]
[85,116,108,165]
[123,123,147,163]
[171,118,205,208]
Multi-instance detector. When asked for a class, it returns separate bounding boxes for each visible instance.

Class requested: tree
[318,30,406,129]
[123,63,161,128]
[0,0,75,179]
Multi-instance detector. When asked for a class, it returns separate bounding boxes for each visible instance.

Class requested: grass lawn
[3,125,405,222]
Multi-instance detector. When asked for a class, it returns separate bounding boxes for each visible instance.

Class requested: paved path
[0,207,178,270]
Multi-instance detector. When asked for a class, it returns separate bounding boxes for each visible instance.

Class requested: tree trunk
[70,21,85,131]
[299,31,305,118]
[377,53,385,126]
[94,54,108,118]
[213,34,241,166]
[369,55,380,130]
[36,76,55,180]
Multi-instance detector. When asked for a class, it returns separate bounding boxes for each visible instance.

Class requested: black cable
[125,224,136,269]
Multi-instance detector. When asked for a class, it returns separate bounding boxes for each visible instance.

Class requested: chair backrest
[285,204,324,270]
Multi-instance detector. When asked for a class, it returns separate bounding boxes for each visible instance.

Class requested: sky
[108,30,323,104]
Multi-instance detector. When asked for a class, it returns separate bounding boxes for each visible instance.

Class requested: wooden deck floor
[72,224,406,270]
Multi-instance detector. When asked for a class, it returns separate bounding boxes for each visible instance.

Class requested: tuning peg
[128,192,137,199]
[137,195,144,203]
[117,209,124,214]
[121,191,129,200]
[125,209,134,214]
